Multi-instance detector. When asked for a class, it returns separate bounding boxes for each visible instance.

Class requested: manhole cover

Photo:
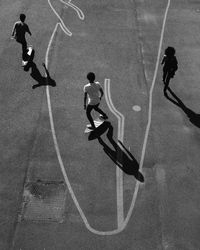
[21,181,66,222]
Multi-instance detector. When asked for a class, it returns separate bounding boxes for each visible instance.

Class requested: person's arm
[99,87,104,100]
[11,23,16,38]
[174,57,178,71]
[27,25,32,36]
[161,55,166,65]
[84,92,87,110]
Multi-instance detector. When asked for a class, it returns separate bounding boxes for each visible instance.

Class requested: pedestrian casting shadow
[97,123,144,182]
[164,86,200,128]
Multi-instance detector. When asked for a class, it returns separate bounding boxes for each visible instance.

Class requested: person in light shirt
[84,72,108,130]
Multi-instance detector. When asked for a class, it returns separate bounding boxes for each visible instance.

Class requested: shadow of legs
[164,86,200,128]
[97,124,144,182]
[30,62,56,89]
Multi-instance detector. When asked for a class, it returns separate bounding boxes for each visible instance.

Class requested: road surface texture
[0,0,200,249]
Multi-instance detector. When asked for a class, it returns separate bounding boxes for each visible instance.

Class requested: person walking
[11,13,32,61]
[84,72,108,130]
[161,46,178,92]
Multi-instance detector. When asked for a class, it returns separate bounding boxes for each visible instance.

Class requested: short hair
[87,72,95,82]
[20,14,26,22]
[165,47,176,57]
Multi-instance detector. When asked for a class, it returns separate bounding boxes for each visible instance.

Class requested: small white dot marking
[132,105,141,112]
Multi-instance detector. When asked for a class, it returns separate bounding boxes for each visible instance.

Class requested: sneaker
[22,60,28,67]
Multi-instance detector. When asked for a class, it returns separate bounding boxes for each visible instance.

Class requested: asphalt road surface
[0,0,200,249]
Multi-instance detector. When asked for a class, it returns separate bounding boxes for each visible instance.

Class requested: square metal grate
[21,180,66,222]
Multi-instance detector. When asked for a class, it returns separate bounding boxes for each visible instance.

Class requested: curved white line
[60,0,85,20]
[45,0,171,235]
[48,0,85,36]
[104,79,125,227]
[122,0,171,227]
[48,0,72,36]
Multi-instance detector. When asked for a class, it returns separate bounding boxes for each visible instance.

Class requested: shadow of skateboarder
[97,123,144,182]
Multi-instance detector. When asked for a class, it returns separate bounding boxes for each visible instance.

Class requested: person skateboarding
[161,46,178,92]
[11,13,32,61]
[84,72,108,130]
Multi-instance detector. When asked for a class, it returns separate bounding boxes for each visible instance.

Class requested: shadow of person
[30,62,56,89]
[97,123,144,182]
[87,121,111,140]
[164,86,200,128]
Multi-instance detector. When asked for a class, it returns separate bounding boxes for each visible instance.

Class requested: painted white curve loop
[60,0,85,20]
[45,0,171,235]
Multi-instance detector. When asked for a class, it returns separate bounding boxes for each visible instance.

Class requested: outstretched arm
[27,25,32,36]
[11,23,16,38]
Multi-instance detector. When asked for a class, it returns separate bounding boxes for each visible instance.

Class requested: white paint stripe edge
[123,0,171,227]
[45,0,171,235]
[104,79,125,227]
[48,0,85,36]
[60,0,85,20]
[45,23,120,235]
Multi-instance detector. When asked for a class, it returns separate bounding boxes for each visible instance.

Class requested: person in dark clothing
[161,47,178,91]
[11,14,32,61]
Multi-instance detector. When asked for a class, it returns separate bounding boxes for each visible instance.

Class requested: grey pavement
[0,0,200,249]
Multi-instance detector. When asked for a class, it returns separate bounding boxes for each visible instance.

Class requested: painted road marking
[48,0,84,36]
[104,79,125,227]
[45,0,171,235]
[123,0,171,226]
[132,105,141,112]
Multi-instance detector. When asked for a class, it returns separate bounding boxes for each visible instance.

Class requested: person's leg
[93,104,108,119]
[163,72,170,93]
[86,105,95,128]
[163,68,168,83]
[21,39,28,61]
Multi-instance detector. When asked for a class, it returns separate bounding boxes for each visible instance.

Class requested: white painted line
[48,0,85,36]
[45,0,171,236]
[45,0,123,236]
[48,0,72,36]
[123,0,171,227]
[60,0,84,20]
[104,79,125,227]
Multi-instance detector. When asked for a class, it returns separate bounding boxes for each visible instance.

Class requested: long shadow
[164,86,200,128]
[87,121,111,140]
[97,123,144,182]
[23,50,56,89]
[30,62,56,89]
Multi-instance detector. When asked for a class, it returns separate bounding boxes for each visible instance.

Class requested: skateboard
[84,119,105,133]
[22,45,33,67]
